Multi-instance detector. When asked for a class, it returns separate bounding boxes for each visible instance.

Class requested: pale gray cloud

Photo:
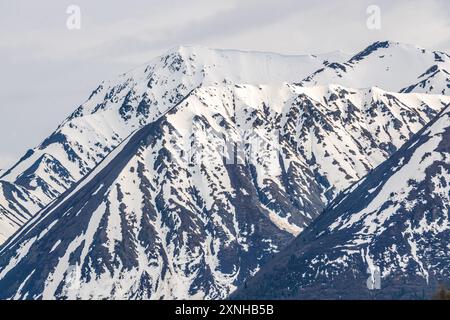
[0,0,449,169]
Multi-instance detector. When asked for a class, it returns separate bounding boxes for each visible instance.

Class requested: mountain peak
[365,40,438,55]
[349,40,412,63]
[301,40,449,93]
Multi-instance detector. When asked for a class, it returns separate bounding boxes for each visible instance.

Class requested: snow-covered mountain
[0,42,448,245]
[302,41,450,95]
[0,47,329,243]
[0,46,349,245]
[0,42,449,300]
[0,82,448,299]
[233,105,450,300]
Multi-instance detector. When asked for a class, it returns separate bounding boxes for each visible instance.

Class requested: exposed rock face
[233,105,450,300]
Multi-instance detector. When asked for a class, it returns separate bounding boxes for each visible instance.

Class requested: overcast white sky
[0,0,449,169]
